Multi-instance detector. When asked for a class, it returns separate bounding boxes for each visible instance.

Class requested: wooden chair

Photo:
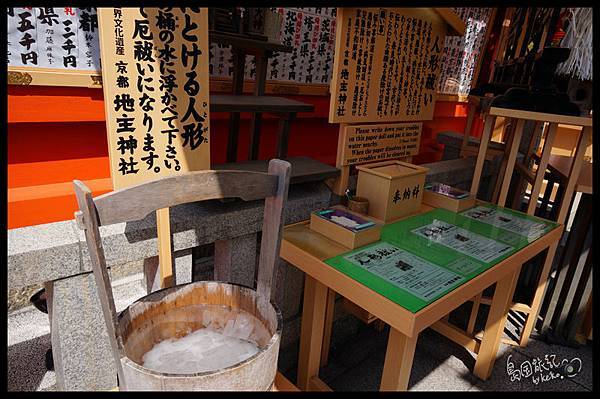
[73,159,291,387]
[465,107,591,347]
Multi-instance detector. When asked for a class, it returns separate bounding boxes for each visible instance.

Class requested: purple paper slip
[315,209,376,232]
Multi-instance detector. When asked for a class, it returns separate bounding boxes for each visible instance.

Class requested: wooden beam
[320,289,337,367]
[497,118,526,206]
[297,275,328,390]
[470,115,497,197]
[527,123,558,215]
[473,269,520,380]
[156,208,174,288]
[431,320,480,353]
[467,294,482,335]
[489,107,592,127]
[468,296,532,314]
[514,161,536,184]
[273,372,300,392]
[308,376,333,392]
[555,126,592,224]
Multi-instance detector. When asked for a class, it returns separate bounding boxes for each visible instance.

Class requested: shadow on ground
[7,333,52,391]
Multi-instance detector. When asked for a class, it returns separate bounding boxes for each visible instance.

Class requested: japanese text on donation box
[329,8,445,123]
[391,180,422,207]
[97,8,210,189]
[341,123,421,166]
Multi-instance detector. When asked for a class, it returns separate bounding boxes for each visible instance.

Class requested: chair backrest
[73,159,291,383]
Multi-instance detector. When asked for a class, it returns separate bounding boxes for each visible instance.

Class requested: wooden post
[511,121,544,209]
[466,293,482,335]
[297,275,329,390]
[248,51,269,161]
[379,328,418,391]
[320,289,336,367]
[73,181,126,386]
[496,118,525,207]
[555,126,591,224]
[470,115,496,198]
[226,48,246,163]
[473,269,520,380]
[156,208,174,288]
[518,241,559,346]
[526,123,558,215]
[461,101,476,153]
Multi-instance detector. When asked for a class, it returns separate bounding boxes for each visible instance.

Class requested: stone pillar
[173,249,193,286]
[143,256,160,294]
[214,233,257,288]
[143,249,193,293]
[46,273,117,391]
[272,258,305,320]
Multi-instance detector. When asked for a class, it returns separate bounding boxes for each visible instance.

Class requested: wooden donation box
[356,160,428,222]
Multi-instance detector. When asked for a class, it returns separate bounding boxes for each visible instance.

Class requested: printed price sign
[7,7,100,70]
[411,219,514,263]
[461,206,554,242]
[344,242,464,301]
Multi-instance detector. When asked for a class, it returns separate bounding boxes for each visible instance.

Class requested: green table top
[324,204,558,313]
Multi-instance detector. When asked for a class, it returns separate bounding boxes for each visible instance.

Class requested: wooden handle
[256,159,291,310]
[72,180,126,384]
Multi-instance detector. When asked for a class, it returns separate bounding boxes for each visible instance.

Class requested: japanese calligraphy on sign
[97,7,210,189]
[7,7,100,70]
[329,8,447,123]
[209,7,337,85]
[339,122,422,166]
[437,8,493,95]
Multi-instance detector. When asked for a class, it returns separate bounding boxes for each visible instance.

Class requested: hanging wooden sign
[98,7,210,189]
[339,122,422,166]
[329,8,460,124]
[97,7,211,288]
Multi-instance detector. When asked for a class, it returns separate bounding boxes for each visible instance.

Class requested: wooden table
[280,204,563,391]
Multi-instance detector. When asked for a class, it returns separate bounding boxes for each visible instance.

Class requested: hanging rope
[556,7,593,81]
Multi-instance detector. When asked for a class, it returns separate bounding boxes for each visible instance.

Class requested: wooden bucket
[116,281,282,391]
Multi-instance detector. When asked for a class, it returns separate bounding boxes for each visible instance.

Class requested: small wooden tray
[422,189,476,213]
[309,205,382,249]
